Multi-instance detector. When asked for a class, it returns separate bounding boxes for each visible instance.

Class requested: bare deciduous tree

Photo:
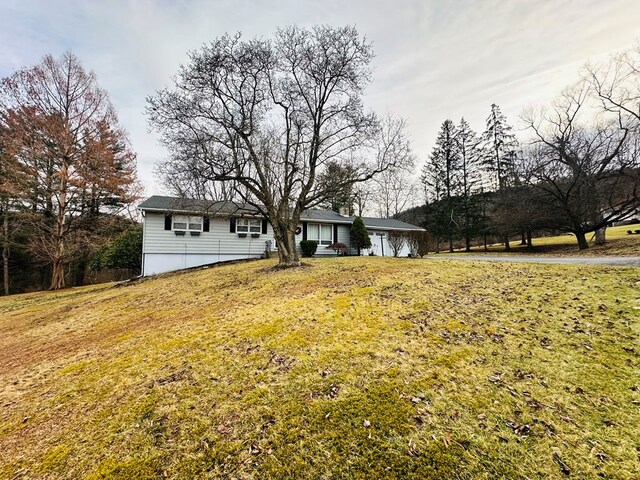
[369,116,416,218]
[386,230,406,257]
[586,43,640,125]
[147,26,411,267]
[522,83,639,249]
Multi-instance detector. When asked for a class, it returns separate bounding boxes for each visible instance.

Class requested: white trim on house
[172,214,202,232]
[307,223,333,246]
[237,218,261,234]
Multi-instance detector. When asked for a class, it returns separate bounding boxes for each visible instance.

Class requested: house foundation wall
[143,253,263,276]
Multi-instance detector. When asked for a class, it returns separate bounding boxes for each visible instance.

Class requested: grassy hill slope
[466,223,640,256]
[1,258,639,479]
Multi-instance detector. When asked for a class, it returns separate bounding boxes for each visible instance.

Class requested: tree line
[0,52,141,293]
[418,46,640,252]
[3,27,638,289]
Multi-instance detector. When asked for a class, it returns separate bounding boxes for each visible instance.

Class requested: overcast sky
[1,0,639,196]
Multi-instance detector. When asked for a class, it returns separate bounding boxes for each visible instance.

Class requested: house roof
[138,195,258,215]
[300,209,424,231]
[139,195,424,231]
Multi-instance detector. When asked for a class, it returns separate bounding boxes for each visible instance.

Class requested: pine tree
[350,216,371,255]
[456,118,483,251]
[421,120,460,252]
[481,104,518,191]
[481,104,519,250]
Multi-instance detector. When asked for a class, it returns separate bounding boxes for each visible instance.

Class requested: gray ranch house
[138,195,425,276]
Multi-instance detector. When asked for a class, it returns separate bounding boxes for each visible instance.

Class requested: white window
[308,223,332,246]
[237,218,262,233]
[173,215,202,231]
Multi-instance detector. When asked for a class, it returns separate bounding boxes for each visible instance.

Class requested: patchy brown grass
[1,257,639,479]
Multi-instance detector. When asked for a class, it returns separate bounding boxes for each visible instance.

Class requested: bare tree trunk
[273,222,301,267]
[51,206,66,289]
[520,230,527,245]
[575,231,589,250]
[50,166,68,289]
[464,208,471,252]
[504,233,511,251]
[526,230,533,249]
[51,255,65,289]
[2,209,9,296]
[594,227,606,245]
[50,216,66,290]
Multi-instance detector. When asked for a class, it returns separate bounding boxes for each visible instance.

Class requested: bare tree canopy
[147,25,412,267]
[369,115,416,218]
[522,82,639,249]
[586,43,640,124]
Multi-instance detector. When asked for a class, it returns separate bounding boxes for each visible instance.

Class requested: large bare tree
[586,43,640,125]
[0,52,138,289]
[522,83,639,249]
[368,115,416,218]
[147,26,411,267]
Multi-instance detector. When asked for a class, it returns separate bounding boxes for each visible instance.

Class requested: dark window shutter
[262,219,268,234]
[164,214,172,230]
[333,224,338,244]
[203,216,210,232]
[230,218,236,233]
[302,222,307,241]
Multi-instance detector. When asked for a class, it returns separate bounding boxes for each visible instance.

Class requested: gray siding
[142,211,415,275]
[337,224,356,255]
[143,212,274,256]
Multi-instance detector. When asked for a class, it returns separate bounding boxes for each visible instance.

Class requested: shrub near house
[350,216,372,255]
[300,240,318,257]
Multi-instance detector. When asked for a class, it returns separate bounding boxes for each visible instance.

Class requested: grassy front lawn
[1,258,638,479]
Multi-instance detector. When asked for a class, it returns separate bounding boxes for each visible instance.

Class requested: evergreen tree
[456,118,483,251]
[350,216,371,255]
[421,119,460,252]
[93,227,143,272]
[481,104,519,191]
[481,104,519,250]
[316,161,356,214]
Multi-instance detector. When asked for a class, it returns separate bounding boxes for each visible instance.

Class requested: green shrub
[300,240,318,257]
[91,227,142,271]
[350,216,371,255]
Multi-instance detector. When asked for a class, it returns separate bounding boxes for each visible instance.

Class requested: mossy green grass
[1,257,638,479]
